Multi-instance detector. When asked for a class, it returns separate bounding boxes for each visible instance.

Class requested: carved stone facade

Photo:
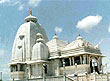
[9,11,105,81]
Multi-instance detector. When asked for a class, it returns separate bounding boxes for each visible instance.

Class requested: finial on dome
[30,9,32,15]
[53,33,58,39]
[79,34,80,36]
[77,34,83,40]
[36,33,44,42]
[36,33,43,38]
[24,10,37,23]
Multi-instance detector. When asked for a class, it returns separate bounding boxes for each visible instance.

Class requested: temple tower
[9,10,48,81]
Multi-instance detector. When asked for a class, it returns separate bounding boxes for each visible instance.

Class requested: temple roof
[46,34,68,53]
[47,34,101,57]
[63,35,100,51]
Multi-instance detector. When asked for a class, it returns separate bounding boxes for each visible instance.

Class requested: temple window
[10,64,25,72]
[27,20,29,22]
[10,65,18,72]
[60,59,63,67]
[74,56,80,65]
[10,65,14,72]
[64,58,70,66]
[20,65,25,71]
[31,20,35,22]
[15,65,18,71]
[43,64,47,74]
[58,52,61,56]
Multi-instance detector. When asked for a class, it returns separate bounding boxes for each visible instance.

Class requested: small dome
[32,33,49,61]
[37,33,43,38]
[53,34,58,39]
[36,33,44,42]
[24,10,37,23]
[77,34,83,40]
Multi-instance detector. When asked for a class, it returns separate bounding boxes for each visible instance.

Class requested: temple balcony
[59,64,90,75]
[10,71,25,80]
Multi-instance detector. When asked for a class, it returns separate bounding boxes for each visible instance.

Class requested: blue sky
[0,0,110,80]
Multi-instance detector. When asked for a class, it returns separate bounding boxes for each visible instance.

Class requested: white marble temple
[9,11,105,81]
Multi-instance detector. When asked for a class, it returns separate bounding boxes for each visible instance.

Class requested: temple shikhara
[9,11,109,81]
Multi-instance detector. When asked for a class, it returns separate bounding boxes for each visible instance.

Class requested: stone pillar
[88,55,90,64]
[69,58,72,66]
[17,64,20,71]
[22,38,25,61]
[28,65,31,79]
[83,55,86,64]
[86,55,88,64]
[72,57,75,65]
[62,59,64,67]
[93,73,96,81]
[80,56,82,64]
[39,64,42,77]
[55,59,60,76]
[97,57,101,72]
[99,57,101,70]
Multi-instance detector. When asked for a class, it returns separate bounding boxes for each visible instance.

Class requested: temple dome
[36,33,44,42]
[32,33,49,61]
[24,10,37,23]
[24,15,37,23]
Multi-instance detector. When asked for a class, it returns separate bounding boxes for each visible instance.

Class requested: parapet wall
[12,73,110,81]
[13,76,72,81]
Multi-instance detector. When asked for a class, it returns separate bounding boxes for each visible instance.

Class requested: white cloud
[28,0,42,7]
[12,0,20,6]
[17,0,42,11]
[76,15,102,32]
[0,0,10,4]
[0,0,42,11]
[108,24,110,32]
[55,27,63,33]
[18,4,24,11]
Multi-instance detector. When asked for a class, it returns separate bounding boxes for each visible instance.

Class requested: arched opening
[90,58,99,73]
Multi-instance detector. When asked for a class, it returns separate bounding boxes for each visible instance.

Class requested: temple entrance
[90,59,99,73]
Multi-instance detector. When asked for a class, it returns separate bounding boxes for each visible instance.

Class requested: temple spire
[30,9,32,15]
[25,9,37,23]
[79,34,80,36]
